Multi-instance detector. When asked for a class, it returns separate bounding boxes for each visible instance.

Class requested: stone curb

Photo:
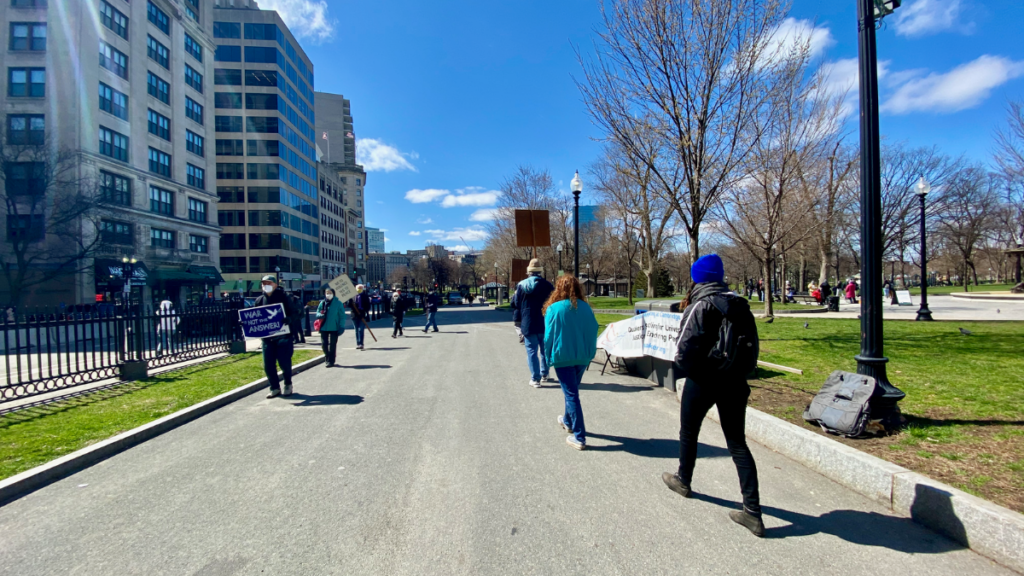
[0,354,326,507]
[703,404,1024,573]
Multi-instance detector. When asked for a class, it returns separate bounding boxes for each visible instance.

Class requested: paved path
[760,293,1024,321]
[0,307,1012,575]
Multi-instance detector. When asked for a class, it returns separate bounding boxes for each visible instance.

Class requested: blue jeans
[354,318,366,346]
[556,364,587,443]
[261,336,293,391]
[523,333,549,382]
[424,311,438,331]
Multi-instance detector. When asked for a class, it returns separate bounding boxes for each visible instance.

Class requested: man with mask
[254,275,297,398]
[349,284,371,350]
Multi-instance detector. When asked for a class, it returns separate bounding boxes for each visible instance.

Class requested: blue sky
[260,0,1024,253]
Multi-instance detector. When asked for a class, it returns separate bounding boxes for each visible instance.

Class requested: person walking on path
[845,280,858,304]
[289,293,307,345]
[155,299,179,355]
[255,275,297,398]
[348,284,371,350]
[423,289,440,333]
[662,254,764,537]
[513,259,555,387]
[543,275,599,451]
[391,289,407,338]
[316,288,346,367]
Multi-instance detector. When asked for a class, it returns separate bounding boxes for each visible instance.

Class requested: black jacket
[254,288,297,338]
[512,274,554,337]
[674,282,736,382]
[425,293,440,313]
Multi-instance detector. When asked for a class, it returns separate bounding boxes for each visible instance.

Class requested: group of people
[510,255,765,537]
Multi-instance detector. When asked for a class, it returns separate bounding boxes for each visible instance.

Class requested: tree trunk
[762,257,773,318]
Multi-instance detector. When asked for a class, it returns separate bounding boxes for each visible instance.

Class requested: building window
[220,234,245,249]
[215,139,242,155]
[148,148,171,178]
[245,93,278,110]
[356,179,361,185]
[186,96,204,125]
[244,23,279,40]
[147,1,169,34]
[214,45,241,62]
[186,130,204,157]
[245,117,278,133]
[185,0,199,23]
[187,164,205,189]
[188,197,207,222]
[189,234,208,253]
[220,256,246,273]
[11,0,48,7]
[7,68,44,97]
[149,185,173,214]
[9,22,46,51]
[147,71,170,104]
[217,186,244,203]
[185,64,203,93]
[147,109,170,140]
[98,83,128,120]
[214,68,241,85]
[98,125,128,161]
[5,162,44,196]
[101,219,132,245]
[214,92,241,109]
[99,41,128,79]
[7,214,44,241]
[215,116,242,132]
[244,70,277,87]
[184,33,202,62]
[147,35,169,69]
[244,46,281,64]
[218,210,245,226]
[216,162,243,179]
[247,163,279,180]
[100,170,131,205]
[99,2,127,39]
[213,22,240,39]
[246,139,279,156]
[150,228,174,248]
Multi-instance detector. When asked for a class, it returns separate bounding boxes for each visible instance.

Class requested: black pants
[321,330,339,364]
[678,379,761,515]
[392,316,404,336]
[262,336,293,391]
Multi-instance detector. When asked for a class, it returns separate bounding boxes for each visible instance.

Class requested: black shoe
[432,329,439,333]
[662,472,692,498]
[729,509,765,537]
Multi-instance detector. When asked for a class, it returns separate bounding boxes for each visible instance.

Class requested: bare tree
[800,141,858,284]
[577,0,789,267]
[935,166,999,289]
[388,265,411,288]
[993,99,1024,286]
[1,137,103,307]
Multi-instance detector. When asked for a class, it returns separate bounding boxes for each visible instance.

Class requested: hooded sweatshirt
[514,273,554,336]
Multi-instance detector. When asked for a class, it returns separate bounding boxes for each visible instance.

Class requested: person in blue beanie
[662,254,765,537]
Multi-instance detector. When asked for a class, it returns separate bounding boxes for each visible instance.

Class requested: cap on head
[527,258,543,273]
[691,254,725,284]
[261,275,277,283]
[356,284,365,292]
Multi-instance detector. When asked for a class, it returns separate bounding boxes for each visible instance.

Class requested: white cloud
[440,189,501,207]
[882,55,1024,114]
[423,227,489,242]
[357,139,418,172]
[254,0,335,42]
[417,217,433,224]
[766,18,834,62]
[384,237,391,243]
[893,0,969,37]
[378,228,388,232]
[423,229,445,236]
[447,245,472,253]
[469,208,499,222]
[405,189,448,203]
[408,231,422,236]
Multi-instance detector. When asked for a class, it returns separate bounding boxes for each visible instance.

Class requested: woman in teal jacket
[543,274,599,450]
[316,288,346,367]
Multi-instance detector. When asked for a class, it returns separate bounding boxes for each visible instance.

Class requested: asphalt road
[0,306,1012,575]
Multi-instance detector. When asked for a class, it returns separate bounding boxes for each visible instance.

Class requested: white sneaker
[529,380,541,388]
[558,415,570,433]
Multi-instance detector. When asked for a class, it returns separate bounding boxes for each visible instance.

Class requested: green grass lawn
[907,282,1017,295]
[588,296,682,310]
[0,350,319,481]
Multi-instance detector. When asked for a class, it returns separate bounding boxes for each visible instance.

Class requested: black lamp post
[571,170,583,277]
[557,243,564,274]
[915,176,934,321]
[855,0,905,405]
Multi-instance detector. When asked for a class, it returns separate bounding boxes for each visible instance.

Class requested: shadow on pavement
[690,492,965,553]
[361,347,410,351]
[333,365,390,370]
[428,331,469,334]
[287,394,364,406]
[579,382,654,393]
[587,433,729,459]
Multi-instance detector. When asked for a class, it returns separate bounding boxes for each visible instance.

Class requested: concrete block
[229,340,247,354]
[119,360,148,381]
[892,472,1024,573]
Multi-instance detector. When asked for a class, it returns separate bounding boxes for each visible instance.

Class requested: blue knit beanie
[691,254,725,284]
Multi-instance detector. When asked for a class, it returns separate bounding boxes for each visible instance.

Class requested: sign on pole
[895,290,913,306]
[328,273,358,303]
[514,210,551,248]
[238,303,290,339]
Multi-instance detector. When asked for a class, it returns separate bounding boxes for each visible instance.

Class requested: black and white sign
[238,304,290,339]
[895,290,913,306]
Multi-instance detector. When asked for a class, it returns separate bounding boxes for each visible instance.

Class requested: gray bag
[803,370,877,438]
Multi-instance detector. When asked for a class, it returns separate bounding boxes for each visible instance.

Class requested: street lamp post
[915,176,934,321]
[556,243,563,274]
[571,171,583,277]
[855,0,905,406]
[274,266,281,286]
[494,262,500,306]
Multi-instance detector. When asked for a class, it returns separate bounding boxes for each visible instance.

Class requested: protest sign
[596,314,645,359]
[328,274,358,303]
[895,290,913,306]
[641,311,684,361]
[238,304,290,339]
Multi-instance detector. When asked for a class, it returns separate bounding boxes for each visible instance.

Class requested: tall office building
[211,1,321,296]
[317,161,347,281]
[365,226,384,254]
[0,0,223,306]
[314,91,355,165]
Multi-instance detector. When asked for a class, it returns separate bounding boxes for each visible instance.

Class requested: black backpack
[704,294,759,377]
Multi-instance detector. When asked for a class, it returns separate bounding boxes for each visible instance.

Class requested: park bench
[791,293,823,306]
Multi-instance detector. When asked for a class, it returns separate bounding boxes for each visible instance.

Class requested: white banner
[596,314,645,358]
[597,311,685,362]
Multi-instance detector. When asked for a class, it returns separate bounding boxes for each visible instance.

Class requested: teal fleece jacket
[543,299,599,368]
[315,297,347,333]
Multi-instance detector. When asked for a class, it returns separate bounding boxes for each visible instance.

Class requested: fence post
[119,304,148,381]
[229,304,246,354]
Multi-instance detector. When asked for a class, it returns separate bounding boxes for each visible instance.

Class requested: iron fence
[1,302,242,404]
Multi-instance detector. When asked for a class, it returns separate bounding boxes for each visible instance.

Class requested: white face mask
[325,294,334,300]
[262,285,274,294]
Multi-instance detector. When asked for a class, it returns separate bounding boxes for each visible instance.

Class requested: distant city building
[576,205,604,229]
[314,91,356,166]
[366,253,385,286]
[366,227,385,254]
[425,244,448,260]
[449,253,478,266]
